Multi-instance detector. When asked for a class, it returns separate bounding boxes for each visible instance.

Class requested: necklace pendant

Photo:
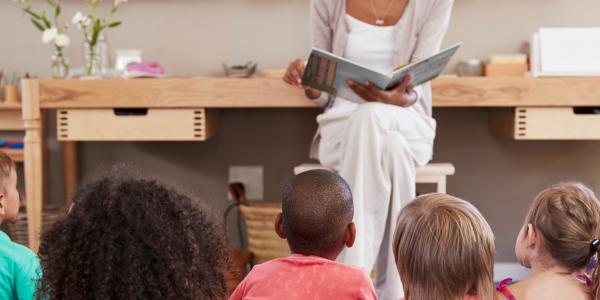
[375,19,384,25]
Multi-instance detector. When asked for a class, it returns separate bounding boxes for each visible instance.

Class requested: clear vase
[83,41,101,76]
[51,49,70,78]
[83,33,108,76]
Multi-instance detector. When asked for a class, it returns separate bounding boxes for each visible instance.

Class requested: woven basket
[4,205,66,246]
[239,203,290,265]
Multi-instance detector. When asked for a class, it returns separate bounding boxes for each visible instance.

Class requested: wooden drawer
[57,108,217,141]
[0,110,24,130]
[491,107,600,140]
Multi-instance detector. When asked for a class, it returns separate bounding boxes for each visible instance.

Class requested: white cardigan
[308,0,454,117]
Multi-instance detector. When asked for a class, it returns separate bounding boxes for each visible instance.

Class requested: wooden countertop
[26,76,600,109]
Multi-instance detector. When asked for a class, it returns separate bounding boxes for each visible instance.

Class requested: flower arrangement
[13,0,71,77]
[73,0,127,75]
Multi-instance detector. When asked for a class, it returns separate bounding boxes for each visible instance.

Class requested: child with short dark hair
[229,169,377,299]
[0,151,41,300]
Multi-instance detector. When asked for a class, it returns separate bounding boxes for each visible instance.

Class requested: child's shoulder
[508,273,590,300]
[251,255,370,280]
[0,233,39,268]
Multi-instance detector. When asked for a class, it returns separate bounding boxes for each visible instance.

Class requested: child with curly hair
[0,151,41,300]
[37,166,231,300]
[229,169,377,300]
[496,182,600,300]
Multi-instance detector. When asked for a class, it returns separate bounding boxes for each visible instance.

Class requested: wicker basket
[4,204,66,246]
[239,203,290,265]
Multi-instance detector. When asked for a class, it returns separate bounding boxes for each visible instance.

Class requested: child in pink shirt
[229,170,377,300]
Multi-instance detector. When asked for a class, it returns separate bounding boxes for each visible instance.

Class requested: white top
[329,14,398,113]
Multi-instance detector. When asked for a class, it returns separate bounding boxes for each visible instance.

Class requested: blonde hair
[393,193,495,300]
[0,151,15,192]
[525,182,600,299]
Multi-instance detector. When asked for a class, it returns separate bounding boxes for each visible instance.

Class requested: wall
[2,0,600,262]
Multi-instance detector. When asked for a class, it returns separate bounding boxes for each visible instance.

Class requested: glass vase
[83,33,108,76]
[83,41,101,76]
[51,49,70,78]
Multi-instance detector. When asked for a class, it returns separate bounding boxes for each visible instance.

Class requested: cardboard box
[485,63,528,77]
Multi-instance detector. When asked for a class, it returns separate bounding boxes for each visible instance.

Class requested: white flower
[71,12,90,29]
[71,12,84,25]
[55,34,70,47]
[42,28,58,44]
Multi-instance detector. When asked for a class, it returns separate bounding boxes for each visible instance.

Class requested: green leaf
[24,8,41,20]
[108,21,121,28]
[111,6,117,14]
[31,19,45,31]
[41,14,51,28]
[55,5,61,18]
[91,20,101,45]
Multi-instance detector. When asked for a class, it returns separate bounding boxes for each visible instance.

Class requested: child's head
[37,166,231,300]
[276,169,355,259]
[0,151,19,223]
[393,193,495,300]
[515,182,600,295]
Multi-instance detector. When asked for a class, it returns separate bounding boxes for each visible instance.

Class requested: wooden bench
[294,163,455,193]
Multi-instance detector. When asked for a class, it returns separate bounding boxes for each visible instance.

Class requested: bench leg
[436,176,447,193]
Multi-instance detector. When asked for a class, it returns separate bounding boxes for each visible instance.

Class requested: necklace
[368,0,395,25]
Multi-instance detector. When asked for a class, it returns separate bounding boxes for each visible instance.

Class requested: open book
[302,42,461,103]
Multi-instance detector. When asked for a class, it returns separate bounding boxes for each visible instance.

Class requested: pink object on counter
[126,62,166,76]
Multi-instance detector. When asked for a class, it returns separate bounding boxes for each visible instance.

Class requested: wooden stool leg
[436,176,447,193]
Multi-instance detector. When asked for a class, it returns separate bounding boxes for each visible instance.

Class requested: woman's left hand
[347,74,417,107]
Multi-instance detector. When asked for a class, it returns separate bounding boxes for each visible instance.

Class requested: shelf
[3,149,23,163]
[432,77,600,107]
[30,76,600,109]
[0,108,24,130]
[0,102,21,110]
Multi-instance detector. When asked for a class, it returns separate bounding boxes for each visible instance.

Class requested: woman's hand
[347,75,417,107]
[283,59,322,100]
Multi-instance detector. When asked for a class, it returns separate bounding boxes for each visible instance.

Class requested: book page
[303,49,391,103]
[388,43,461,89]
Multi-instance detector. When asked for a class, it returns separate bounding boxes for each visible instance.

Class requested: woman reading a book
[283,0,453,299]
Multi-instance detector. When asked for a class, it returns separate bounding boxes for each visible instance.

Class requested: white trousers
[316,102,436,300]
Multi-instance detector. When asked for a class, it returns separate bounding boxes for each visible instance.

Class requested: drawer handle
[113,108,148,116]
[573,107,600,115]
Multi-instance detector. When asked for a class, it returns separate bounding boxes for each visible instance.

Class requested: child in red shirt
[229,170,377,300]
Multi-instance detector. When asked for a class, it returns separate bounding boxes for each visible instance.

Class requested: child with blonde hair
[393,193,495,300]
[496,182,600,300]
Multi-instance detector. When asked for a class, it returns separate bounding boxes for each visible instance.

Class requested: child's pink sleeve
[357,272,378,300]
[228,280,247,300]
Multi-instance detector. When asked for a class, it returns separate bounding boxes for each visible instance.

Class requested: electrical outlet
[229,166,264,201]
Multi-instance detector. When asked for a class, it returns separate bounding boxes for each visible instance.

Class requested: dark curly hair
[37,166,231,300]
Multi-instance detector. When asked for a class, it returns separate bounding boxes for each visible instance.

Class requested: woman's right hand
[283,59,322,100]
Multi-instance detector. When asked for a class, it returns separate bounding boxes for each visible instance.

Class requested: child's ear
[0,193,5,215]
[274,212,286,239]
[526,223,537,248]
[344,222,356,248]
